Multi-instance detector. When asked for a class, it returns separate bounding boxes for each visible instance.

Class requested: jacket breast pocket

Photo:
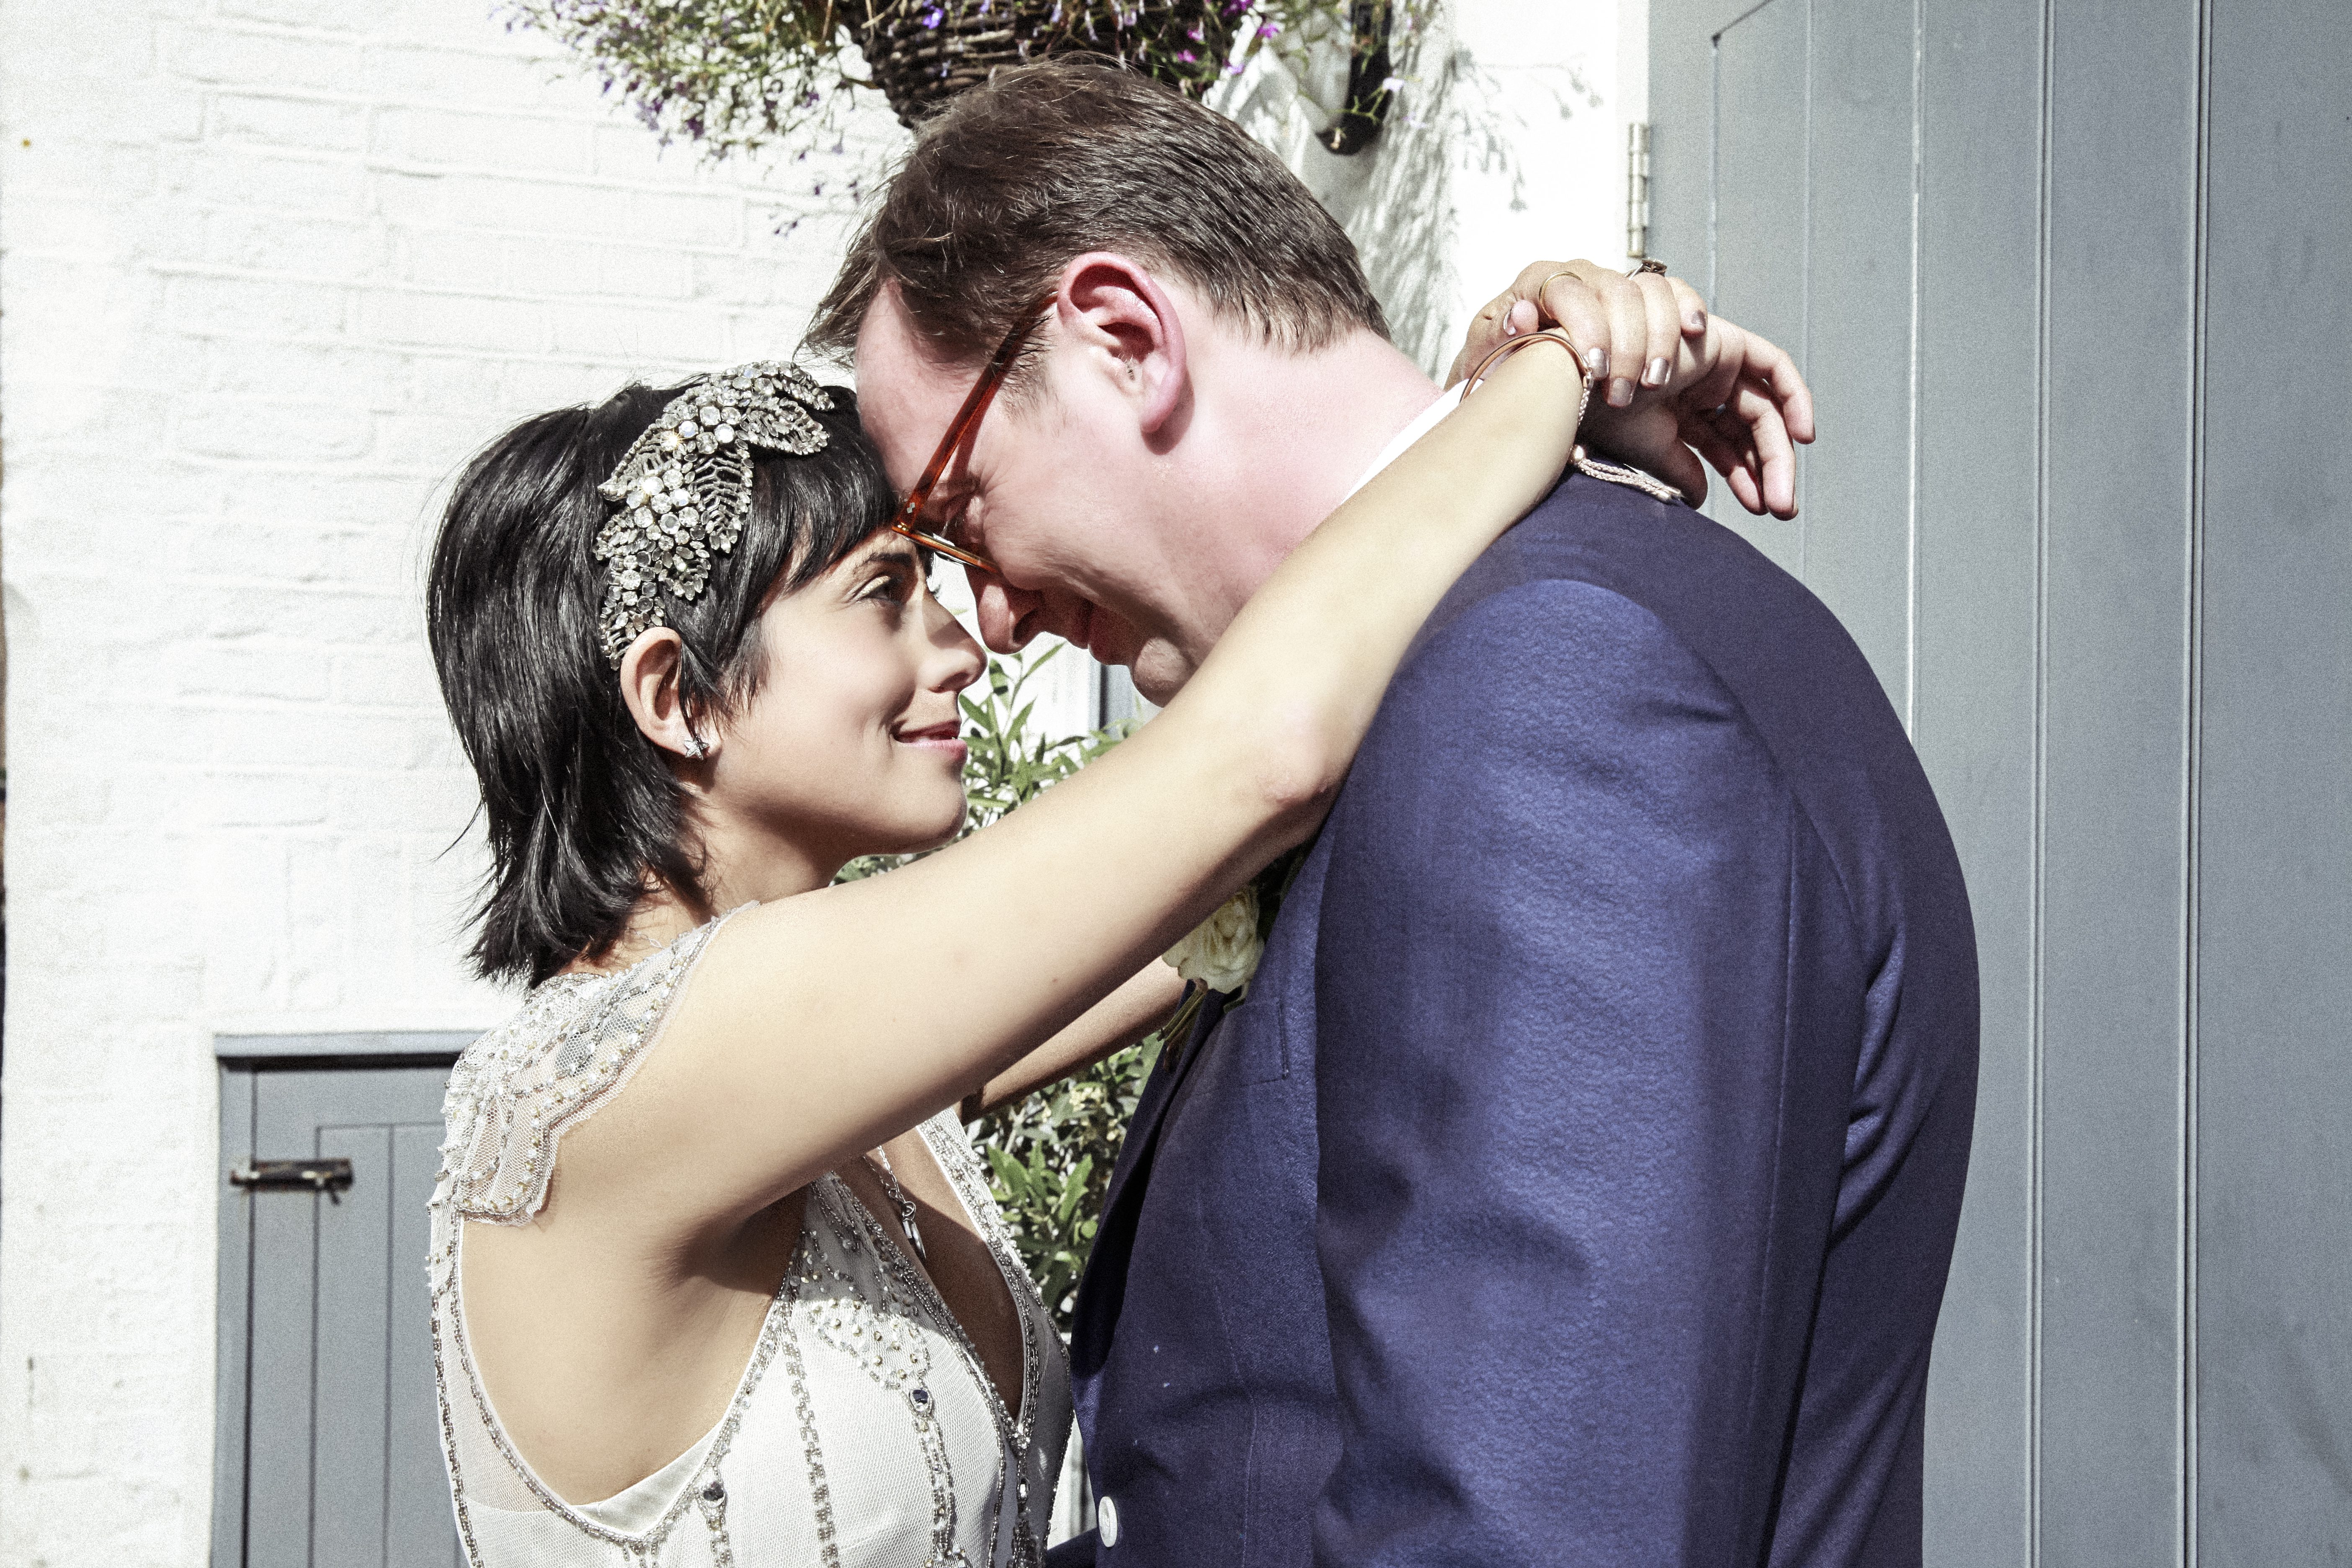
[1215,950,1316,1088]
[1231,998,1291,1086]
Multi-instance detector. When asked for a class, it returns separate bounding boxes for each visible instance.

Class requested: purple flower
[921,5,943,26]
[1177,48,1196,60]
[1187,24,1203,40]
[1256,21,1279,37]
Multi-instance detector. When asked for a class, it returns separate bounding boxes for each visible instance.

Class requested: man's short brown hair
[808,57,1387,370]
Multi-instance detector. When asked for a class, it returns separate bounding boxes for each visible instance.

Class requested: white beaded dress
[428,912,1071,1568]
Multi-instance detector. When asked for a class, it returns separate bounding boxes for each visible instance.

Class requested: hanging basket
[851,0,1243,128]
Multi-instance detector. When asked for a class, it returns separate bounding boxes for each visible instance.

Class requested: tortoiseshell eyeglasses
[887,293,1058,578]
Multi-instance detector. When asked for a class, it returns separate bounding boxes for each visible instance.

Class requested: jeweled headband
[592,362,834,666]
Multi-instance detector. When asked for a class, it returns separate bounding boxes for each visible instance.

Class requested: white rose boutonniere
[1154,844,1309,1060]
[1166,884,1264,995]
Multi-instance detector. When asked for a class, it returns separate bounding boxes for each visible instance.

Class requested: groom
[815,59,1978,1568]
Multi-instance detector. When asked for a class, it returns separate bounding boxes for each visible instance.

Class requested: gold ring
[1537,267,1581,301]
[1630,257,1668,276]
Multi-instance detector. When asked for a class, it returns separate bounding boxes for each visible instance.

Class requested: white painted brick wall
[0,3,918,1559]
[0,0,1631,1558]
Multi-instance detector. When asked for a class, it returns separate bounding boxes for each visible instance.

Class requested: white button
[1098,1495,1121,1548]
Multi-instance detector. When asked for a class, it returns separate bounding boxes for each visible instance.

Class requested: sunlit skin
[856,259,1442,704]
[472,534,1186,1501]
[607,533,987,940]
[856,255,1814,704]
[453,291,1700,1506]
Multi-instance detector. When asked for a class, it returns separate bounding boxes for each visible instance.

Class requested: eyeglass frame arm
[886,293,1059,576]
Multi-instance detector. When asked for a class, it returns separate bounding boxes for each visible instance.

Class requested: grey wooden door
[216,1052,464,1567]
[1649,0,2352,1562]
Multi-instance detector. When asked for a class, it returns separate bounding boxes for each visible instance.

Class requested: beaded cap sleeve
[423,903,1073,1566]
[430,913,733,1284]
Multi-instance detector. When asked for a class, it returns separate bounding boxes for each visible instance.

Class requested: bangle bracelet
[1457,326,1686,506]
[1460,327,1592,409]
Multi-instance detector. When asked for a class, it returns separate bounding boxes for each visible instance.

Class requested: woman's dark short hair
[427,379,890,986]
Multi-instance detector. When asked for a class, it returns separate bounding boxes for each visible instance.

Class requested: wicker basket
[852,0,1240,127]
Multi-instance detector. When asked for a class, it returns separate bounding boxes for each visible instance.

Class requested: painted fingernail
[1609,377,1635,408]
[1504,318,1521,336]
[1583,347,1609,379]
[1685,310,1707,333]
[1643,356,1670,387]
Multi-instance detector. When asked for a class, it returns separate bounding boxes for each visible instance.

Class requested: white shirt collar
[1342,384,1465,502]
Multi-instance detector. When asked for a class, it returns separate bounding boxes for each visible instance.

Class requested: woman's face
[705,532,985,869]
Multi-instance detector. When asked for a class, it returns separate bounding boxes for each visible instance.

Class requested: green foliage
[837,649,1165,1332]
[975,1035,1160,1329]
[957,647,1132,837]
[503,0,856,163]
[503,0,1435,164]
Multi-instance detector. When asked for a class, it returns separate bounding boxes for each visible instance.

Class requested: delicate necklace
[863,1147,928,1263]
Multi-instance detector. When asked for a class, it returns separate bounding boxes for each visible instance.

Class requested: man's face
[854,286,1199,700]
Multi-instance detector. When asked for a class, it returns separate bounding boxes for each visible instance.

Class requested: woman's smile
[894,717,968,767]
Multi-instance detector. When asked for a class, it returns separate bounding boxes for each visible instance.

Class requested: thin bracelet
[1460,327,1591,405]
[1457,327,1684,505]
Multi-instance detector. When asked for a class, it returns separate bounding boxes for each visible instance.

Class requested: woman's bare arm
[564,337,1590,1243]
[963,962,1188,1119]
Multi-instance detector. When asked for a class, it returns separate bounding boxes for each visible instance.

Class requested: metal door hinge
[229,1158,353,1194]
[1627,121,1653,260]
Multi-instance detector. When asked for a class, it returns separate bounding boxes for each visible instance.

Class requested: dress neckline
[838,1117,1043,1437]
[452,1111,1046,1540]
[571,1414,721,1528]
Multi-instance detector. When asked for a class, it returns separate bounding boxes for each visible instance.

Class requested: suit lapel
[1097,987,1228,1223]
[1069,989,1230,1384]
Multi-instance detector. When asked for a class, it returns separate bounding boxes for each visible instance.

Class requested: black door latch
[228,1158,354,1194]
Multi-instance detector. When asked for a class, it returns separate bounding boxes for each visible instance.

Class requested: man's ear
[618,627,716,763]
[1054,251,1190,442]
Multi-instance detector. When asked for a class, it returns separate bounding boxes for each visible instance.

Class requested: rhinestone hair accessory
[593,362,834,665]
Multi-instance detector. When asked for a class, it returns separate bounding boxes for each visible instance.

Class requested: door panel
[1651,0,2352,1560]
[1705,0,1808,583]
[2035,0,2202,1556]
[228,1064,461,1567]
[387,1122,458,1563]
[1906,0,2044,1553]
[2194,2,2352,1560]
[1797,0,1916,707]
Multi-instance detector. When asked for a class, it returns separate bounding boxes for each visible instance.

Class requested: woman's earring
[679,730,708,760]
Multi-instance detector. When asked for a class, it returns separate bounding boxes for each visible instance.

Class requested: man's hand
[1448,259,1816,518]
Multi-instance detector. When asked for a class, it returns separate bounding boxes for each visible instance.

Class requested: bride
[421,263,1796,1566]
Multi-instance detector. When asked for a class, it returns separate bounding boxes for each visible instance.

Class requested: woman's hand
[1447,259,1816,518]
[1449,258,1708,405]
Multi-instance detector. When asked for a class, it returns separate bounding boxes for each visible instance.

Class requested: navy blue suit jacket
[1054,473,1978,1567]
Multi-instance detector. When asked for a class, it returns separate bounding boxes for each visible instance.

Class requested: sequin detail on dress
[433,918,722,1261]
[426,911,1070,1568]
